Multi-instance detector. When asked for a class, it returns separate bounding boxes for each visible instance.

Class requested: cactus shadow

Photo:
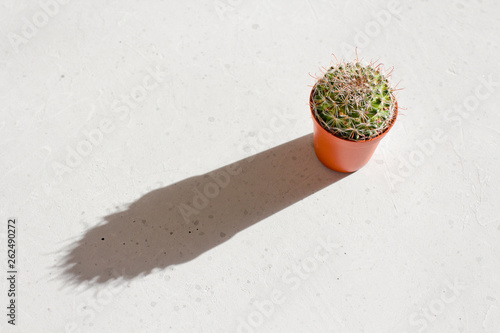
[60,134,350,285]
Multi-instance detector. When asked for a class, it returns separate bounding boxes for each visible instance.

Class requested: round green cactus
[311,60,397,141]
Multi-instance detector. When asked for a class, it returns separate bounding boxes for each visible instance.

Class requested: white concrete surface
[1,0,500,332]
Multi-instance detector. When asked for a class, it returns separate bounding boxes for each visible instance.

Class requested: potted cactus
[309,57,399,172]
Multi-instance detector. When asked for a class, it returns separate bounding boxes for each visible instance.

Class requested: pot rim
[309,84,398,144]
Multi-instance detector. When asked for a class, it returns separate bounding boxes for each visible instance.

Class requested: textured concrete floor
[1,0,500,332]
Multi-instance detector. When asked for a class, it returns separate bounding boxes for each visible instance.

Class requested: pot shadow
[60,134,350,285]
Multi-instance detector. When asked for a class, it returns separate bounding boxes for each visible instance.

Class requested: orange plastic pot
[310,89,398,173]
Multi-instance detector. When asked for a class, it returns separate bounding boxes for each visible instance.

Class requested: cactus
[311,60,397,141]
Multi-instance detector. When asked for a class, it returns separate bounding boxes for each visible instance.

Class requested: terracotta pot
[310,88,398,173]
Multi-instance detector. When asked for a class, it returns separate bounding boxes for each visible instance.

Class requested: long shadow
[60,134,350,284]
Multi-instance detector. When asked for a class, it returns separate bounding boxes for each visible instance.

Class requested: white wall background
[1,0,499,332]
